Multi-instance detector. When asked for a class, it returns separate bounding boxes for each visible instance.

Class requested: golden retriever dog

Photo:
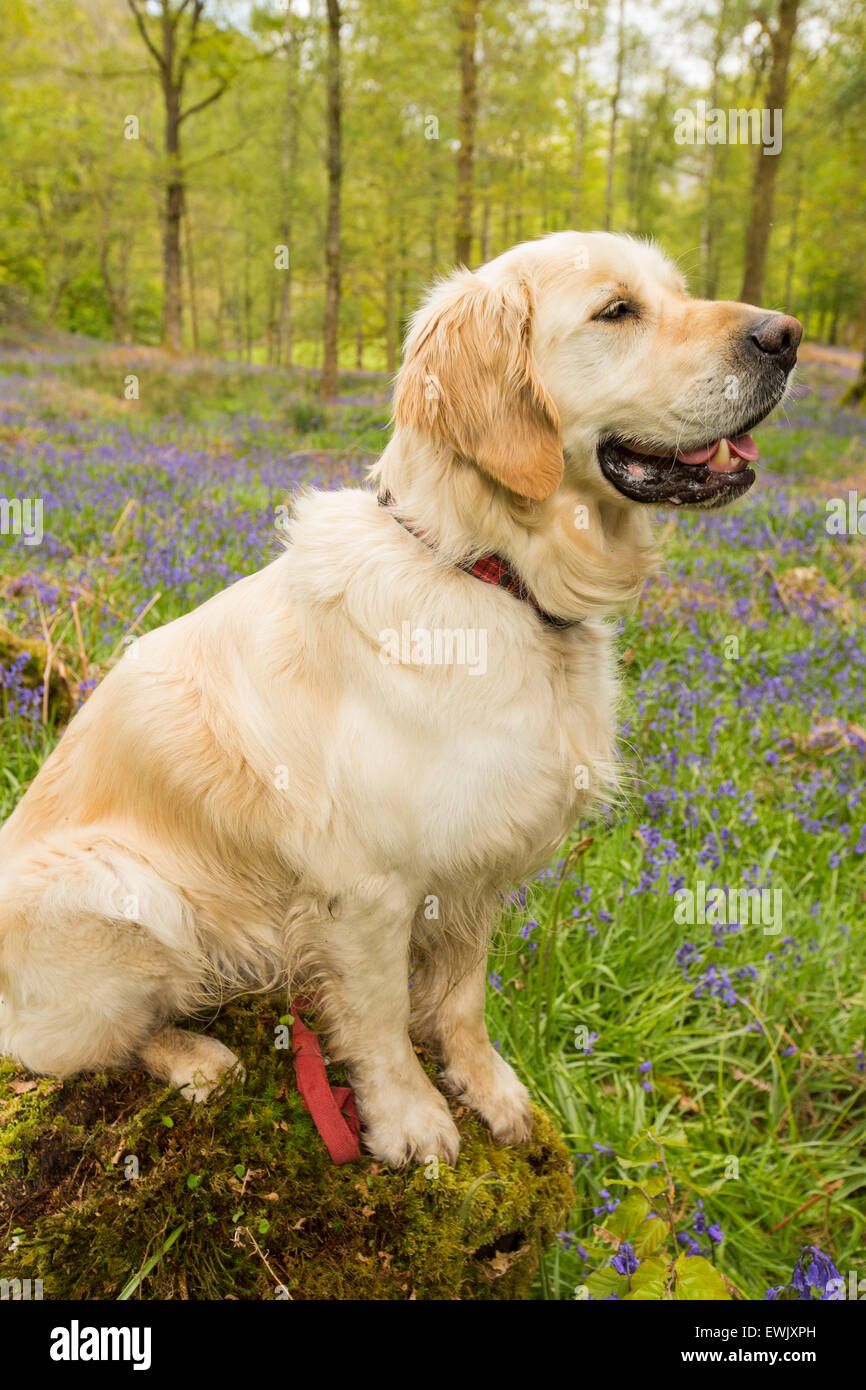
[0,232,801,1165]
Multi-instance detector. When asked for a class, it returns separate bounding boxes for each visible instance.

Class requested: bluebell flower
[791,1245,843,1300]
[611,1242,639,1277]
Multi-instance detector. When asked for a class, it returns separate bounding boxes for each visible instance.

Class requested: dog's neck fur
[371,426,661,623]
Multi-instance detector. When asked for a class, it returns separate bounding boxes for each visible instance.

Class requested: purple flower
[790,1245,843,1301]
[592,1187,619,1216]
[611,1242,639,1277]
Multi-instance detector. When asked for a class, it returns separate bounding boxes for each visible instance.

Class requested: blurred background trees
[1,0,863,389]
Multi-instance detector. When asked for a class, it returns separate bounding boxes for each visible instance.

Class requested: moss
[0,996,572,1300]
[0,621,73,722]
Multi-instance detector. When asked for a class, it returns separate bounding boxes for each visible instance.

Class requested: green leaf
[607,1190,650,1239]
[624,1276,667,1300]
[257,1218,270,1235]
[672,1253,731,1301]
[648,1127,689,1149]
[633,1214,669,1258]
[234,1163,246,1179]
[622,1137,660,1164]
[186,1174,201,1190]
[640,1174,668,1199]
[622,1257,670,1301]
[160,1115,174,1129]
[585,1266,628,1301]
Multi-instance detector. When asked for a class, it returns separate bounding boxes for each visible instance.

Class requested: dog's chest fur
[341,634,616,884]
[286,493,621,889]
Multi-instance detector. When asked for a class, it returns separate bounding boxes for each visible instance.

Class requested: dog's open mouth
[598,433,759,508]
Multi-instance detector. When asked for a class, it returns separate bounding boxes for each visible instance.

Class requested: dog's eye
[594,299,635,322]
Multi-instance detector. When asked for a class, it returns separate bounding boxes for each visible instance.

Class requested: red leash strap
[291,996,361,1164]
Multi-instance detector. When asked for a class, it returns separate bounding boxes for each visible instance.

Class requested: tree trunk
[162,99,184,352]
[480,173,491,262]
[215,251,226,356]
[701,0,728,295]
[277,5,300,368]
[184,202,200,353]
[514,152,524,242]
[605,0,626,233]
[320,0,342,399]
[127,0,231,354]
[429,173,440,275]
[783,155,803,311]
[159,0,183,354]
[455,0,479,266]
[739,0,801,304]
[571,49,585,226]
[99,228,132,346]
[843,325,866,405]
[384,258,396,375]
[354,282,363,369]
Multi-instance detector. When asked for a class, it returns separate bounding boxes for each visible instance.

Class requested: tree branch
[126,0,165,73]
[183,132,256,170]
[179,81,228,124]
[176,0,207,89]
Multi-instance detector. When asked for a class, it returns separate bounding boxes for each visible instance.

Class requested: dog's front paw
[444,1049,533,1147]
[360,1087,460,1168]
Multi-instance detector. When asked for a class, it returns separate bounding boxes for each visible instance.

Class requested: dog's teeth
[707,438,739,473]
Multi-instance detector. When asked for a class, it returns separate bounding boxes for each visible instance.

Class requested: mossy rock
[0,996,572,1300]
[0,620,73,723]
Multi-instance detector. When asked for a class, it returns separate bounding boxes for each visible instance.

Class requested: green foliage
[577,1134,732,1301]
[0,1,864,359]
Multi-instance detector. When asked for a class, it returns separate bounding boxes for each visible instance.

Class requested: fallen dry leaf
[486,1243,529,1278]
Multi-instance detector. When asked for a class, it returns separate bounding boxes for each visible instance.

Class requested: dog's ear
[394,269,564,501]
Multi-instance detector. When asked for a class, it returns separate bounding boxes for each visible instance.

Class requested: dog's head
[395,231,801,511]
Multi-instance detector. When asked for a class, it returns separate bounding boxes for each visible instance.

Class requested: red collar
[378,491,578,630]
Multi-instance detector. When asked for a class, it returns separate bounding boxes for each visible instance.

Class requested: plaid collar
[377,491,578,630]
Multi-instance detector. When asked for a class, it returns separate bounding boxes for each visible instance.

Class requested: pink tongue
[676,434,759,465]
[728,433,759,462]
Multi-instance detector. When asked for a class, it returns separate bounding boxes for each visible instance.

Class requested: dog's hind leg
[0,839,206,1083]
[138,1026,244,1102]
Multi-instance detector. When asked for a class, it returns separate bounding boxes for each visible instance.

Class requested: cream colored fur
[0,232,771,1165]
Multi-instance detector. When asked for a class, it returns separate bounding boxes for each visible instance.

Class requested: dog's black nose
[748,312,802,373]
